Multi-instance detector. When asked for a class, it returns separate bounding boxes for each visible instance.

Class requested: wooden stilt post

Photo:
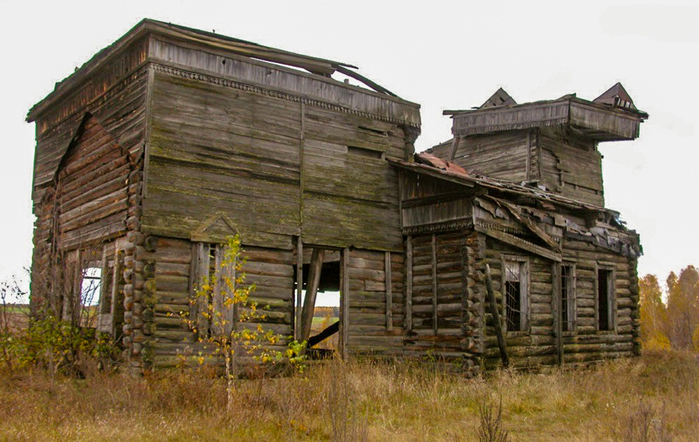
[295,237,303,341]
[300,248,324,342]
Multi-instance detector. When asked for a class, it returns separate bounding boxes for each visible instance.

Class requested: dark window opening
[348,145,383,159]
[597,269,613,331]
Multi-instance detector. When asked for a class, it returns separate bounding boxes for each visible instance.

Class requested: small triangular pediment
[593,82,636,110]
[191,213,238,242]
[480,88,517,109]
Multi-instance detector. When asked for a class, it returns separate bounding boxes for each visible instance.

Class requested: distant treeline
[640,265,699,351]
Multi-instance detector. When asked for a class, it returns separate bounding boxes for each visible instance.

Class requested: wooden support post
[431,234,438,334]
[552,262,563,365]
[449,136,461,162]
[385,251,393,331]
[485,264,509,368]
[340,247,350,359]
[110,248,124,337]
[295,237,303,341]
[300,248,324,342]
[406,236,413,332]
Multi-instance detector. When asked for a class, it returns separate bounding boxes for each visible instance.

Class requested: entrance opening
[294,247,341,357]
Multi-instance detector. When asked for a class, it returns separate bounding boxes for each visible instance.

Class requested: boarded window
[190,243,237,338]
[503,257,528,332]
[597,268,614,331]
[561,264,576,332]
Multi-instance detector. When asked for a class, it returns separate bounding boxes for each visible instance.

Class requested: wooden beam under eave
[449,136,461,162]
[300,248,325,342]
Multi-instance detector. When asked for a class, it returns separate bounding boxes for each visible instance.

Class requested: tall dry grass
[1,351,697,441]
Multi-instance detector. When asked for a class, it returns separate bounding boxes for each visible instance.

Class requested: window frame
[500,255,530,333]
[594,263,616,333]
[560,262,577,333]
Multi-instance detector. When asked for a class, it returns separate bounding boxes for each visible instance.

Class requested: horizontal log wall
[560,237,639,363]
[149,237,295,368]
[482,239,558,369]
[404,232,480,370]
[482,236,639,368]
[31,37,149,193]
[346,249,404,355]
[30,67,147,317]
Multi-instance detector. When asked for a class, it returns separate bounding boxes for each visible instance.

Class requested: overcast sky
[1,0,697,301]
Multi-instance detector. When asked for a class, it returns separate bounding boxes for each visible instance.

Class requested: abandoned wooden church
[27,20,647,374]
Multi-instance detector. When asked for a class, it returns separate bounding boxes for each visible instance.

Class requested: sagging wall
[29,62,148,323]
[482,235,639,369]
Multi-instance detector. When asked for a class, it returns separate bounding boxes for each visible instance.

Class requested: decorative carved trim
[402,219,473,236]
[473,219,528,237]
[151,63,421,128]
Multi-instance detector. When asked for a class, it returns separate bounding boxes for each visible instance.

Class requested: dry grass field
[0,350,697,441]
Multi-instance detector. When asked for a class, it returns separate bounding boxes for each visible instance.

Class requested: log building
[27,20,646,374]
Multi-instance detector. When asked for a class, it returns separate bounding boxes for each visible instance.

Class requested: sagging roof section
[444,84,648,141]
[390,152,642,259]
[27,19,412,123]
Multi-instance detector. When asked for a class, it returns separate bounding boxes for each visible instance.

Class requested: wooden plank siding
[538,127,604,207]
[142,69,409,252]
[451,130,531,183]
[142,71,301,250]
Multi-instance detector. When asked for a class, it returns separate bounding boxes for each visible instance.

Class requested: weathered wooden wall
[482,239,557,369]
[481,236,638,369]
[560,239,639,363]
[451,130,532,182]
[346,249,404,355]
[147,237,295,368]
[402,232,481,371]
[538,127,604,206]
[143,70,301,250]
[142,66,415,252]
[30,58,148,319]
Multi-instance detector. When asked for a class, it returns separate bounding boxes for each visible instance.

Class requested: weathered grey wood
[431,234,438,335]
[406,236,413,331]
[552,262,563,365]
[193,243,210,336]
[341,247,350,359]
[385,251,393,331]
[295,237,303,341]
[485,264,508,368]
[300,248,324,342]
